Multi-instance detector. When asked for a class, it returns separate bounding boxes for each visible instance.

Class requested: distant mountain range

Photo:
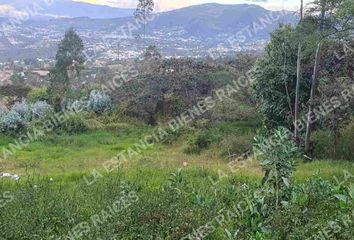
[0,3,298,60]
[20,3,297,38]
[0,0,134,19]
[41,0,134,19]
[149,3,296,37]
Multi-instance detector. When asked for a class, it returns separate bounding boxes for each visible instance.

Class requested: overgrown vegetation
[0,0,353,239]
[0,166,353,239]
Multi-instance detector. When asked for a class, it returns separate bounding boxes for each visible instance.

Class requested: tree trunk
[305,42,322,152]
[275,170,279,210]
[282,45,293,117]
[294,0,303,140]
[294,43,302,139]
[333,122,340,158]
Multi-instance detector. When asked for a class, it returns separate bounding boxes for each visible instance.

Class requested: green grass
[0,123,152,175]
[1,166,353,239]
[1,125,353,182]
[295,159,354,180]
[1,120,353,239]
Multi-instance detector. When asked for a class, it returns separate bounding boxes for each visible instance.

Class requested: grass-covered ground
[1,121,353,239]
[0,121,352,180]
[1,166,353,239]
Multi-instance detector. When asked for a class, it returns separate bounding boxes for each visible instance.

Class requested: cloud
[73,0,192,11]
[156,0,192,11]
[246,0,268,2]
[0,4,28,18]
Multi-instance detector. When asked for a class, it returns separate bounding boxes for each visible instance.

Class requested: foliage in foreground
[0,168,353,240]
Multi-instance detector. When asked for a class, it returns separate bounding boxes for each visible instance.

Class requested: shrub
[313,123,354,160]
[57,113,89,134]
[31,101,53,119]
[159,125,191,145]
[70,99,89,112]
[253,127,298,209]
[27,87,48,102]
[85,118,105,130]
[210,98,257,122]
[88,90,112,114]
[219,133,253,157]
[184,129,222,154]
[11,101,31,120]
[0,110,27,133]
[194,131,216,149]
[0,105,8,118]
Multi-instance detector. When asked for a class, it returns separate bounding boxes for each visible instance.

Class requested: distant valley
[0,3,297,61]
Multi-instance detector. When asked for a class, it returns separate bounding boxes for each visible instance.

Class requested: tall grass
[1,168,353,239]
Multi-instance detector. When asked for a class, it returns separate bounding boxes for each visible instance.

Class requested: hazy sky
[74,0,310,11]
[0,0,311,16]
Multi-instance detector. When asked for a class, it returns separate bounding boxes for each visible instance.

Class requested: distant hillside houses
[32,70,49,77]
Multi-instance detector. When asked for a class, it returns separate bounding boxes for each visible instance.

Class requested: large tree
[252,25,311,129]
[253,0,354,155]
[112,58,219,124]
[304,0,354,152]
[294,0,304,140]
[143,45,161,60]
[48,28,85,111]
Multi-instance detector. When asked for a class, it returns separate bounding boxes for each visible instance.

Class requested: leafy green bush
[183,121,258,155]
[56,113,89,134]
[161,125,190,145]
[219,134,253,157]
[27,87,49,103]
[184,129,222,154]
[313,123,354,160]
[253,127,299,209]
[210,98,257,122]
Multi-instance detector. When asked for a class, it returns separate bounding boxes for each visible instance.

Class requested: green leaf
[224,228,232,239]
[334,194,347,202]
[261,160,271,165]
[347,184,354,200]
[282,177,290,187]
[281,201,289,207]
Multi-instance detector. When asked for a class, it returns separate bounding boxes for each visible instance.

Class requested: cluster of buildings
[0,21,267,64]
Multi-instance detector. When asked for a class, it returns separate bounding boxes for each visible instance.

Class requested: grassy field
[1,160,353,239]
[1,121,353,239]
[1,121,352,181]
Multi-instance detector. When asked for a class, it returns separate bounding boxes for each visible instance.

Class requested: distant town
[0,23,267,86]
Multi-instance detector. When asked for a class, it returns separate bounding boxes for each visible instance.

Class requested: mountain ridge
[0,3,298,60]
[0,0,135,19]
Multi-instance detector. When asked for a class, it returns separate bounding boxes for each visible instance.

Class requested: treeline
[252,0,354,158]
